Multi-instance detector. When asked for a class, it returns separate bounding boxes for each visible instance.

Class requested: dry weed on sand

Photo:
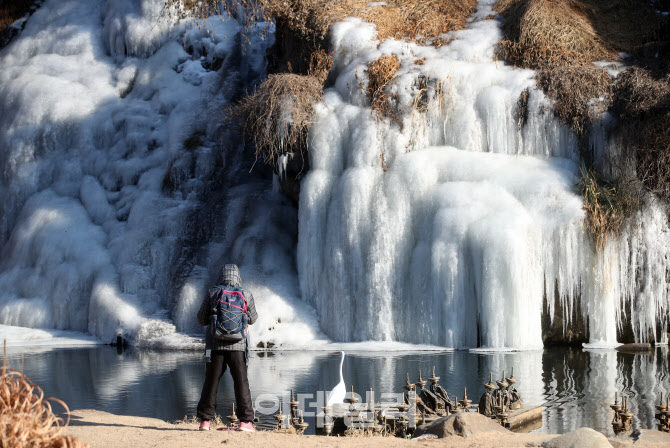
[1,343,88,448]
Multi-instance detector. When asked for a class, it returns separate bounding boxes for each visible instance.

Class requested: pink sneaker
[199,421,210,431]
[238,422,256,432]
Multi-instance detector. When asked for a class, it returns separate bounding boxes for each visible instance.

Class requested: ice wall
[1,0,667,350]
[0,0,324,348]
[298,1,670,348]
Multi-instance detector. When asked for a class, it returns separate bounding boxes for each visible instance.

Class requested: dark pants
[197,350,254,423]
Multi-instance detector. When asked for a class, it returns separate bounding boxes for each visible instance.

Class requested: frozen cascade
[298,0,670,348]
[0,0,325,348]
[0,0,668,350]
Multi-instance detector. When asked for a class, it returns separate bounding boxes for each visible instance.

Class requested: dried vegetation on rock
[495,0,670,242]
[177,0,478,172]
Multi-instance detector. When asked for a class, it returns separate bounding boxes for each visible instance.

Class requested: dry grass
[307,49,334,83]
[367,54,401,121]
[495,0,667,136]
[578,166,641,247]
[580,0,666,53]
[495,0,619,135]
[632,112,670,202]
[614,66,670,202]
[615,66,670,118]
[497,0,664,66]
[495,0,670,227]
[232,73,324,167]
[496,0,615,67]
[536,64,612,135]
[254,0,477,44]
[175,0,477,45]
[360,0,478,44]
[1,342,88,448]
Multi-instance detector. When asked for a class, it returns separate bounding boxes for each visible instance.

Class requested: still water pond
[3,346,670,435]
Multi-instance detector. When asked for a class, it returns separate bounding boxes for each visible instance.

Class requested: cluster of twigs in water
[0,341,87,447]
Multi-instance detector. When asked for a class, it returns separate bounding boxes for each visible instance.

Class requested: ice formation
[0,0,668,350]
[298,0,670,348]
[0,0,323,348]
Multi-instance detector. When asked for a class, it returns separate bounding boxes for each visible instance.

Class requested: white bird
[326,351,346,406]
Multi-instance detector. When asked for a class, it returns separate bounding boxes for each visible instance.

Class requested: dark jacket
[197,264,258,351]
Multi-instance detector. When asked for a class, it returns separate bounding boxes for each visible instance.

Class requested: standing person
[196,264,258,432]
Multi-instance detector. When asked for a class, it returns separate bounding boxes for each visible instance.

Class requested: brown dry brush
[578,166,641,248]
[495,0,670,242]
[359,0,478,44]
[536,65,612,135]
[495,0,665,135]
[579,0,666,53]
[496,0,663,67]
[367,54,401,122]
[496,0,615,67]
[1,344,88,448]
[231,50,332,168]
[173,0,477,45]
[232,73,325,167]
[495,0,617,135]
[615,66,670,202]
[365,54,401,171]
[250,0,478,44]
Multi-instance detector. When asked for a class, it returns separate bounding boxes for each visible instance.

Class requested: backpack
[210,286,248,342]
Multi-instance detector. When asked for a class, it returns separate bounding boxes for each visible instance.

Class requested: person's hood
[217,264,242,287]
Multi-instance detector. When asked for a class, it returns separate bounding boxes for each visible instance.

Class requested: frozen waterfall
[0,0,668,350]
[0,0,324,348]
[297,1,670,349]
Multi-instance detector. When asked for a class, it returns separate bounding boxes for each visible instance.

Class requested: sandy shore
[64,409,549,447]
[64,409,670,448]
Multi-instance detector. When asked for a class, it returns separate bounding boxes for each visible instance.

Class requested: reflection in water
[2,346,668,434]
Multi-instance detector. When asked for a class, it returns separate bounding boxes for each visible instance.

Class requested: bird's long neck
[339,352,345,383]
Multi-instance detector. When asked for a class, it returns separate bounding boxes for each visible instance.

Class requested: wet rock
[542,285,588,345]
[413,413,508,438]
[544,428,612,448]
[616,343,652,353]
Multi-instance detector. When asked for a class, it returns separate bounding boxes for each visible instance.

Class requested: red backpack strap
[238,289,248,313]
[220,289,247,313]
